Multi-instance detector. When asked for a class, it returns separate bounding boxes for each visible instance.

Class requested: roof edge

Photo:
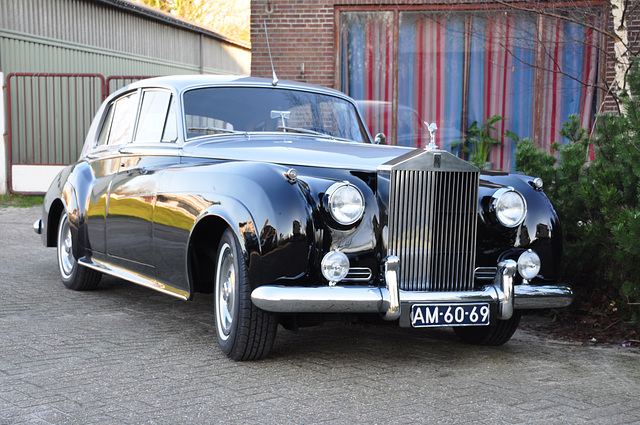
[90,0,251,50]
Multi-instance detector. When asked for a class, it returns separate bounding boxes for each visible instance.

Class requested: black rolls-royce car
[34,75,573,360]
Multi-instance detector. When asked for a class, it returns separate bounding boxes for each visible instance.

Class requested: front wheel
[453,311,521,346]
[56,210,102,290]
[214,228,277,360]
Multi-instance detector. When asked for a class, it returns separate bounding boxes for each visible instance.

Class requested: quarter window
[104,92,139,146]
[96,103,115,148]
[162,100,178,143]
[134,90,172,143]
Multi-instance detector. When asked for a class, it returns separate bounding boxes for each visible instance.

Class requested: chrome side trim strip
[78,257,189,300]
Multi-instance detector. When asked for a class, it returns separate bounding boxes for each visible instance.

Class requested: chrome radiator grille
[388,169,479,292]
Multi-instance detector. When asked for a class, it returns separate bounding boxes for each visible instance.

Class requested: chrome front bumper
[251,256,574,322]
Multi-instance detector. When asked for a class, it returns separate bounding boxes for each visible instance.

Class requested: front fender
[178,160,315,289]
[479,171,562,281]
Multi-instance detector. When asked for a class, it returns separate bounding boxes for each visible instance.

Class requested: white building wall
[0,72,6,195]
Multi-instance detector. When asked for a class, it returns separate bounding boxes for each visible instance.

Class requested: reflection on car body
[34,75,573,360]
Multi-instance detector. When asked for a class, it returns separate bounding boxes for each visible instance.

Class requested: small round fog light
[518,249,541,280]
[321,250,350,284]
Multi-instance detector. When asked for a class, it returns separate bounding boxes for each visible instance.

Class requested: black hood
[181,134,415,172]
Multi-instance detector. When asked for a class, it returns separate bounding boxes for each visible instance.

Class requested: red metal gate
[4,73,152,193]
[106,75,153,94]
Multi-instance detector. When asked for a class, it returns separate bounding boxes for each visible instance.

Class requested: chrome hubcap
[57,214,75,278]
[216,244,236,339]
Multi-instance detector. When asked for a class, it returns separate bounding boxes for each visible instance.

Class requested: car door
[106,89,178,278]
[85,90,139,256]
[149,95,194,294]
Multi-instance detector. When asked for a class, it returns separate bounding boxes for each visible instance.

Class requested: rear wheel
[453,311,521,346]
[214,228,277,360]
[56,210,102,290]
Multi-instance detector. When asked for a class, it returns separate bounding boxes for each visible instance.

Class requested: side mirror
[374,133,386,145]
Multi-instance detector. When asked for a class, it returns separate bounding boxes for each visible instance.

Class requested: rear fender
[44,163,95,260]
[59,182,83,259]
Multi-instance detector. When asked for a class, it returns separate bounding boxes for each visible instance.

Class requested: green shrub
[451,115,514,169]
[515,62,640,324]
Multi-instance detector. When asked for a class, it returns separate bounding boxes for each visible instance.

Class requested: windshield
[183,87,369,143]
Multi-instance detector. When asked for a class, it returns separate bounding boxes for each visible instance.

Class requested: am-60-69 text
[411,304,491,328]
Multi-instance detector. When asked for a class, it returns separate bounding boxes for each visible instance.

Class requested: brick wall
[251,0,335,87]
[602,0,640,113]
[251,0,494,88]
[251,0,630,113]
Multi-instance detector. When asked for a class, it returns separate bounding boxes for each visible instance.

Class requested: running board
[79,257,189,300]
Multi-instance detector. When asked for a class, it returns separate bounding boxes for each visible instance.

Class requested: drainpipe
[611,0,629,105]
[0,72,7,195]
[199,34,204,74]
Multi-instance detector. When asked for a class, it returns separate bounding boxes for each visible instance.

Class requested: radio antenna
[264,21,279,86]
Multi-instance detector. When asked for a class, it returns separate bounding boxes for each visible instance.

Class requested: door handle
[123,167,146,175]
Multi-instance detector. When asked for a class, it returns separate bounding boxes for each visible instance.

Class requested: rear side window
[134,90,172,143]
[96,103,115,147]
[162,100,178,143]
[96,92,139,147]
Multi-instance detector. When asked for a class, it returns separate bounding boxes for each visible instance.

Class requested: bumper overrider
[250,256,573,325]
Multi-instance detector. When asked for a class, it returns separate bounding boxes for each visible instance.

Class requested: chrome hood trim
[181,135,413,171]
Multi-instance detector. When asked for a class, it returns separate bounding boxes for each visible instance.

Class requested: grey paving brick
[1,206,639,424]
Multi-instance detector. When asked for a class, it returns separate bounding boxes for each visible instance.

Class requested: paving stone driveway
[1,206,639,424]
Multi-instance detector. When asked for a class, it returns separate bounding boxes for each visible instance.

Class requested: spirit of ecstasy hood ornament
[424,122,438,150]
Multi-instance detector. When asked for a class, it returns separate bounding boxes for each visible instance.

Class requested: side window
[162,100,178,143]
[96,103,115,148]
[134,90,172,143]
[107,92,139,146]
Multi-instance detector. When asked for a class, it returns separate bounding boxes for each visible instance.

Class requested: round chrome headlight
[491,188,526,228]
[321,250,350,284]
[518,249,541,280]
[325,182,365,226]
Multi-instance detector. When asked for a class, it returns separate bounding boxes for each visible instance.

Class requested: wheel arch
[179,161,319,296]
[43,163,93,259]
[45,198,65,247]
[45,183,82,257]
[187,214,229,295]
[186,197,264,296]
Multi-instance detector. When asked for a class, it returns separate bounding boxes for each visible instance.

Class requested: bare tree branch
[493,0,628,51]
[133,0,250,44]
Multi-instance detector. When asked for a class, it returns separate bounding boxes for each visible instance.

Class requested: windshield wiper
[188,126,239,135]
[276,126,333,138]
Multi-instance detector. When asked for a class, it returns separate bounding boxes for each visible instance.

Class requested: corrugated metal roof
[92,0,251,50]
[0,0,251,74]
